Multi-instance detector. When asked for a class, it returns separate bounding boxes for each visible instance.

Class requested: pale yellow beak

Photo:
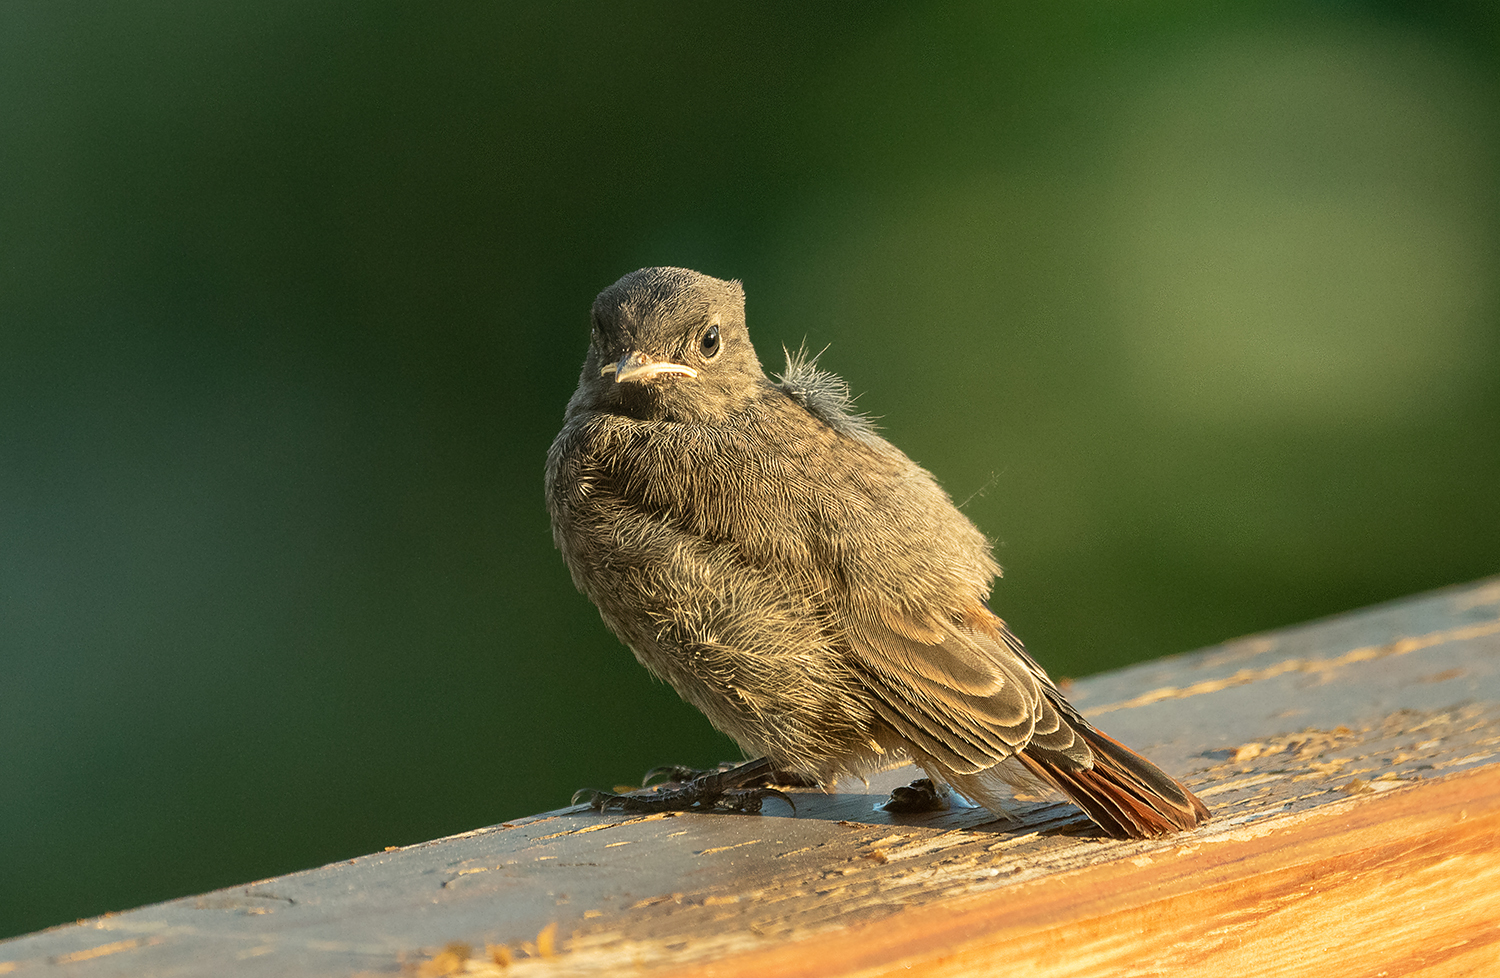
[600,351,699,384]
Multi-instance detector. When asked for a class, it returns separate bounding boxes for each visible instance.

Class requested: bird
[545,266,1210,839]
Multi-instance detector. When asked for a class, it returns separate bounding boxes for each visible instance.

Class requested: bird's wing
[846,602,1092,776]
[850,601,1212,837]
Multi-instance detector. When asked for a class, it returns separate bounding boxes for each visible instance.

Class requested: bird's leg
[641,762,737,786]
[572,757,801,815]
[642,759,818,789]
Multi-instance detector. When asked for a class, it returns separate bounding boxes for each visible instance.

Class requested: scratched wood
[4,576,1500,977]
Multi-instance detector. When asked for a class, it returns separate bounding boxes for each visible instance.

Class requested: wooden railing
[6,576,1500,976]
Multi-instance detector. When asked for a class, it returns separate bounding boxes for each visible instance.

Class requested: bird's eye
[699,324,721,359]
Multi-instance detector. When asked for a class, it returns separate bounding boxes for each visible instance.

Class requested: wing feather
[847,606,1056,774]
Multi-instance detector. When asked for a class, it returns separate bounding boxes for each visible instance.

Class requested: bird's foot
[571,784,793,815]
[879,777,949,814]
[572,758,800,815]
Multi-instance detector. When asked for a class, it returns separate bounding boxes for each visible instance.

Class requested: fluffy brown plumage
[545,267,1209,838]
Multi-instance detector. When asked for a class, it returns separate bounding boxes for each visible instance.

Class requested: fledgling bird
[545,267,1210,839]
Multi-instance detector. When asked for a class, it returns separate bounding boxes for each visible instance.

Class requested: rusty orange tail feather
[1018,726,1210,839]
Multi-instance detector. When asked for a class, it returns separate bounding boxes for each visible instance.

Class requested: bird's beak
[600,351,699,384]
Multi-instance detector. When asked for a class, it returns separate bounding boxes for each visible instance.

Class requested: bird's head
[574,267,767,423]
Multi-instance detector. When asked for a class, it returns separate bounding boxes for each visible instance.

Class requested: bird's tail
[1017,724,1211,839]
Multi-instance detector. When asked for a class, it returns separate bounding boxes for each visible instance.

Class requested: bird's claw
[880,777,949,814]
[571,788,609,808]
[718,786,795,814]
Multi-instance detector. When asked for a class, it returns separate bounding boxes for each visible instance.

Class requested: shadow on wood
[5,576,1500,976]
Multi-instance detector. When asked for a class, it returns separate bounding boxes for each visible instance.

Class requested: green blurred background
[3,0,1498,940]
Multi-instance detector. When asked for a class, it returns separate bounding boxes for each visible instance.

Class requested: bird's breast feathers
[554,399,999,619]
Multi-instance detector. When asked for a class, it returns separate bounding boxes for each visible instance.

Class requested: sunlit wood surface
[6,576,1500,977]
